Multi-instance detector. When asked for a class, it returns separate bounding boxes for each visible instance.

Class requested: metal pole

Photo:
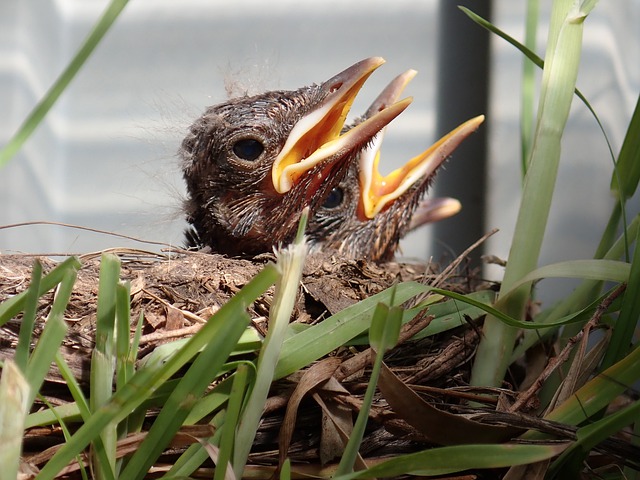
[431,0,492,267]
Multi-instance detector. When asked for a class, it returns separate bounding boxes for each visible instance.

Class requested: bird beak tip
[360,113,485,219]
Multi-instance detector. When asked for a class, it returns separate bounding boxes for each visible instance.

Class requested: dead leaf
[378,362,521,445]
[278,357,342,469]
[166,304,185,330]
[312,377,353,464]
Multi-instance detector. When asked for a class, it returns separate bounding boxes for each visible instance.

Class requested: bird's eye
[233,139,264,161]
[322,187,344,209]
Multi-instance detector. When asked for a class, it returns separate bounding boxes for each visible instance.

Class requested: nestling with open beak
[181,57,411,256]
[308,70,484,262]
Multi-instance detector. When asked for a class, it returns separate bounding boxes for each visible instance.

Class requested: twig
[0,221,175,247]
[508,283,626,413]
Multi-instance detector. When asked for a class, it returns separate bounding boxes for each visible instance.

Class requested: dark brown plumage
[308,71,484,262]
[181,58,410,256]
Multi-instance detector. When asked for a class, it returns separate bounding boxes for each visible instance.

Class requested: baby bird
[181,57,411,256]
[307,70,484,262]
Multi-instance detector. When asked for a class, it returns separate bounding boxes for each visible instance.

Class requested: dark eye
[233,139,264,161]
[322,187,344,209]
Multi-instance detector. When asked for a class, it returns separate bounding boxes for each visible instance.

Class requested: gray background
[1,1,638,303]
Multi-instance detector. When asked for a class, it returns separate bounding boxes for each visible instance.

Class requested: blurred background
[0,0,638,303]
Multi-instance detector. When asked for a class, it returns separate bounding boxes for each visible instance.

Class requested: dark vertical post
[431,0,492,266]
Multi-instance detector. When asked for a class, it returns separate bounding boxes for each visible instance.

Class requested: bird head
[181,57,411,255]
[308,70,484,262]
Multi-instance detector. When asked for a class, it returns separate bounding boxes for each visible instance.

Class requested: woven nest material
[1,249,635,478]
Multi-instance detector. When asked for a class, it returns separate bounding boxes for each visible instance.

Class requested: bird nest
[0,248,569,477]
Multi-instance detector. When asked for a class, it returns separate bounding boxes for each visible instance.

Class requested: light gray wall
[0,0,439,256]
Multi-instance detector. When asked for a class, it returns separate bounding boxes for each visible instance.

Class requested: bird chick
[181,57,411,256]
[308,70,484,262]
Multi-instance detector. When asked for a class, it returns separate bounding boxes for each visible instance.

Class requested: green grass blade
[430,286,613,330]
[37,397,91,480]
[55,351,90,421]
[26,347,97,429]
[274,281,426,379]
[129,310,144,376]
[334,443,569,479]
[520,0,539,174]
[14,261,43,371]
[525,345,640,435]
[601,225,640,369]
[335,349,380,475]
[557,215,639,346]
[118,307,144,441]
[122,253,279,480]
[90,254,121,479]
[463,3,629,264]
[0,0,130,168]
[114,284,133,476]
[604,92,640,261]
[138,326,262,372]
[121,303,251,480]
[280,459,292,480]
[0,257,81,328]
[214,364,251,480]
[471,0,590,387]
[500,259,630,300]
[115,281,132,392]
[288,292,445,346]
[154,380,234,477]
[336,300,402,475]
[460,5,615,167]
[368,291,403,353]
[233,235,308,477]
[610,94,640,199]
[26,401,81,429]
[596,202,626,261]
[183,375,235,426]
[0,360,30,480]
[550,398,640,476]
[25,352,89,430]
[36,264,278,480]
[394,290,495,340]
[513,213,640,359]
[167,413,225,478]
[25,268,76,406]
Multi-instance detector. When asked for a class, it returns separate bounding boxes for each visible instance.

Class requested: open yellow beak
[272,57,411,194]
[360,115,484,218]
